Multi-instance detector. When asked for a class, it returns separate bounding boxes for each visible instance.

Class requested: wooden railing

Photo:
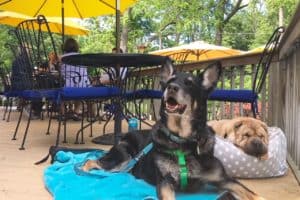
[273,4,300,176]
[126,52,271,122]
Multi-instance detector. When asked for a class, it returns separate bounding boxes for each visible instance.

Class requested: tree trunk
[120,23,129,52]
[214,0,226,45]
[215,26,223,45]
[214,0,247,45]
[120,8,132,52]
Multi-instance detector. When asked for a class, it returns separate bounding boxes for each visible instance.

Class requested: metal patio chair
[0,64,20,122]
[11,15,60,150]
[208,26,285,118]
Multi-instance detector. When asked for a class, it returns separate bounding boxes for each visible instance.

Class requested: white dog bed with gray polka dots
[214,127,288,178]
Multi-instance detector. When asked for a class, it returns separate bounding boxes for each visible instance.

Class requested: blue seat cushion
[21,89,58,101]
[126,89,163,99]
[60,86,121,100]
[4,90,23,97]
[209,89,258,103]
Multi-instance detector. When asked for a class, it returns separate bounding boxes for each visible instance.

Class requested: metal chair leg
[80,101,85,144]
[12,103,24,140]
[46,110,53,135]
[62,115,67,143]
[19,104,33,150]
[2,97,9,120]
[102,113,113,134]
[135,99,153,128]
[251,102,258,118]
[55,107,63,146]
[88,101,94,138]
[74,100,98,143]
[90,121,93,137]
[6,98,13,122]
[89,119,93,138]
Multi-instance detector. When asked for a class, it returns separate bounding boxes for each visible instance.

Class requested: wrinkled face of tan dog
[228,117,269,159]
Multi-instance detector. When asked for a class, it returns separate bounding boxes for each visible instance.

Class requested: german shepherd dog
[82,60,264,200]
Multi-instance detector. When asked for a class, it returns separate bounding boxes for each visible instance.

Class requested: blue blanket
[44,150,225,200]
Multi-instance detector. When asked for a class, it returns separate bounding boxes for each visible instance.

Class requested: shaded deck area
[0,108,299,200]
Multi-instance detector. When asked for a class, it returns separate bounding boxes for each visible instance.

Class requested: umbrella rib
[98,0,116,10]
[72,0,83,19]
[0,0,11,6]
[54,23,62,34]
[33,0,47,17]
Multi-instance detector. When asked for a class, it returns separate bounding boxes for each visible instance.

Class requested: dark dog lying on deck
[82,60,264,200]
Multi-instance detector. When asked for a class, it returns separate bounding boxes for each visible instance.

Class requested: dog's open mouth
[165,97,187,114]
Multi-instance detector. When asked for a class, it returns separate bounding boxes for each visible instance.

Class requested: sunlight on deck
[0,108,299,200]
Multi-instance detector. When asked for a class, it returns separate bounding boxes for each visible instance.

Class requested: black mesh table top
[61,53,169,68]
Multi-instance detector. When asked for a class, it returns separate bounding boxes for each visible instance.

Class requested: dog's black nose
[252,139,263,149]
[167,83,179,93]
[250,138,267,155]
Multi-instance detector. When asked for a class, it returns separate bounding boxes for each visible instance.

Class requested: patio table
[61,53,168,145]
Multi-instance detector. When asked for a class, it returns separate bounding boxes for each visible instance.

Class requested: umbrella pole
[114,0,122,145]
[115,0,120,53]
[61,0,65,45]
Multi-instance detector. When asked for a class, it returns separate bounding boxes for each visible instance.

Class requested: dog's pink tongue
[167,103,177,110]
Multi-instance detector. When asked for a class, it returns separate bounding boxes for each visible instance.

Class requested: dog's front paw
[159,184,175,200]
[82,159,101,172]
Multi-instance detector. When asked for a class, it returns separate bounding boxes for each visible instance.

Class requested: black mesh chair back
[14,15,60,90]
[253,26,285,94]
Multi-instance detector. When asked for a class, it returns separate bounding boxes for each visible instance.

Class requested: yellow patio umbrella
[150,40,244,62]
[242,45,278,56]
[242,45,267,55]
[0,0,136,47]
[248,46,265,53]
[0,0,135,17]
[0,11,89,35]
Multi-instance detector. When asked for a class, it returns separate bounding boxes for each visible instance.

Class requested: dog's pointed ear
[160,58,174,82]
[201,61,222,90]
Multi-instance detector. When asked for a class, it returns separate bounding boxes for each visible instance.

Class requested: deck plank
[0,108,299,200]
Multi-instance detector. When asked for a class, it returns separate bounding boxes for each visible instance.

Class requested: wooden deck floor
[0,108,299,200]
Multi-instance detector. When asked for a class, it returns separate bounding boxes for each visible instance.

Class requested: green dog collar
[166,149,188,190]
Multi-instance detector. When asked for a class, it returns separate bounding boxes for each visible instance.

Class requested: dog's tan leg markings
[202,168,265,200]
[223,182,266,200]
[82,160,102,172]
[159,184,175,200]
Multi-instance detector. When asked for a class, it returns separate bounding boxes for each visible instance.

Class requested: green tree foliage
[222,10,255,50]
[248,0,298,48]
[0,25,18,68]
[77,16,116,53]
